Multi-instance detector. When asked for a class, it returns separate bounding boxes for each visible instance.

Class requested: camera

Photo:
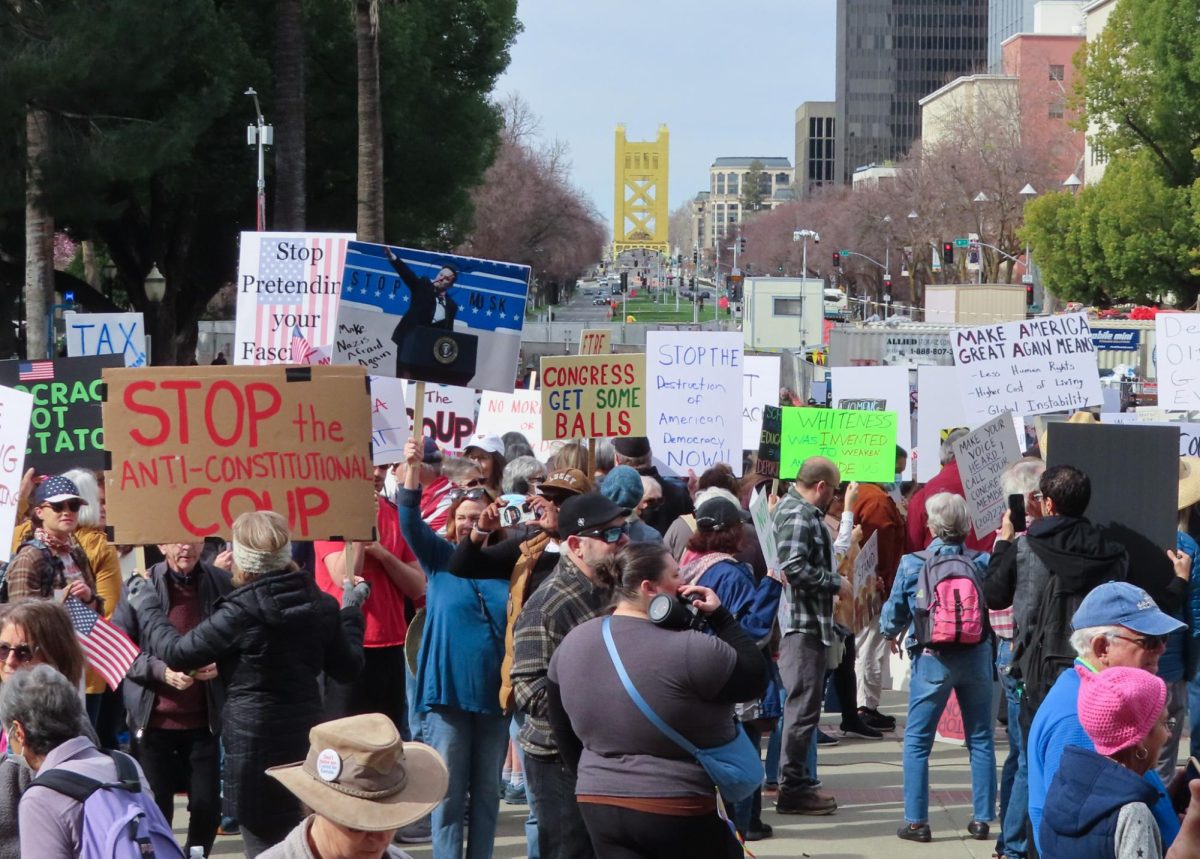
[648,593,707,632]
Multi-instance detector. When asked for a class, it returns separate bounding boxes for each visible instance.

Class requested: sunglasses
[695,516,733,531]
[447,487,492,503]
[42,500,82,514]
[1107,632,1169,650]
[0,643,38,663]
[463,478,486,488]
[578,523,629,544]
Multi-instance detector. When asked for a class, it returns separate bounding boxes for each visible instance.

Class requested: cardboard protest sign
[748,487,779,576]
[0,385,34,563]
[0,355,124,474]
[578,329,611,356]
[915,366,966,482]
[405,383,478,452]
[852,531,880,632]
[1156,313,1200,411]
[830,366,913,479]
[646,332,744,474]
[780,407,898,482]
[952,412,1023,536]
[755,405,782,478]
[953,312,1103,425]
[64,312,148,367]
[368,376,410,466]
[102,365,375,544]
[540,355,646,439]
[477,388,558,459]
[334,241,530,393]
[1102,413,1200,457]
[234,232,352,365]
[742,355,781,451]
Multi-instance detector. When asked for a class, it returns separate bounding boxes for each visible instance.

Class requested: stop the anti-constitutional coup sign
[102,365,375,544]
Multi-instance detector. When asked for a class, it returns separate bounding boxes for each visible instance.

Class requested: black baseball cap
[558,493,630,539]
[694,497,750,532]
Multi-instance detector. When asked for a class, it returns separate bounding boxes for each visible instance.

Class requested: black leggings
[579,803,743,859]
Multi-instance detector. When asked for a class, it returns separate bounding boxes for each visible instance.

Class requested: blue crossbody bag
[601,616,763,802]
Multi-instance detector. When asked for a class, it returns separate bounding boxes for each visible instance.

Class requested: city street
[193,688,1012,858]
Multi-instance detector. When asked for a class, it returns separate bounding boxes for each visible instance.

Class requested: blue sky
[495,0,838,230]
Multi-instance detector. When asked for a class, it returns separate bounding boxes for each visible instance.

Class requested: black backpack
[0,538,63,603]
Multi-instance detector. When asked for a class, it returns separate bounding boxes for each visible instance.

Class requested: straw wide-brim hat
[403,607,426,676]
[1180,457,1200,511]
[267,713,448,832]
[1039,410,1099,459]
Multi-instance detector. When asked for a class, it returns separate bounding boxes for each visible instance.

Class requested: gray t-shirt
[549,614,738,797]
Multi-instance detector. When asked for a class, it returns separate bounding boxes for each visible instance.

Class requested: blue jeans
[903,644,996,825]
[423,706,510,859]
[405,661,424,743]
[995,638,1027,857]
[511,713,540,859]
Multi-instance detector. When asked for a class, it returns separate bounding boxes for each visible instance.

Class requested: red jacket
[905,460,997,554]
[851,484,906,591]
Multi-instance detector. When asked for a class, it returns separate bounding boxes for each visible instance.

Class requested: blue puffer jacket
[1181,531,1200,678]
[1040,744,1161,859]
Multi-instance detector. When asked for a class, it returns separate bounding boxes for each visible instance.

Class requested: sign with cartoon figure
[334,241,531,393]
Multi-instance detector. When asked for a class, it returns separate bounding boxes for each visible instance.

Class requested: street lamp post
[792,229,819,348]
[973,191,989,284]
[906,210,919,304]
[245,88,274,231]
[1019,183,1037,297]
[144,264,166,366]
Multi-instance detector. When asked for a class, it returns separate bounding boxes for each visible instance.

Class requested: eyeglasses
[1107,632,1169,651]
[0,643,38,663]
[1164,717,1179,734]
[695,516,731,531]
[1032,492,1044,502]
[578,523,629,544]
[447,487,492,503]
[42,500,82,514]
[463,478,486,488]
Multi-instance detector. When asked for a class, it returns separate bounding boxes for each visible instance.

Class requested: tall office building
[835,0,989,184]
[794,102,837,199]
[988,0,1036,71]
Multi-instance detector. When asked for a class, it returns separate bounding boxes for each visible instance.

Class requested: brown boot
[775,790,837,815]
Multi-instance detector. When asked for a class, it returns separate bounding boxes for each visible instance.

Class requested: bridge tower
[612,124,669,259]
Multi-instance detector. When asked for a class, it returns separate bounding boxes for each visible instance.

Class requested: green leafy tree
[740,159,767,213]
[1073,0,1200,186]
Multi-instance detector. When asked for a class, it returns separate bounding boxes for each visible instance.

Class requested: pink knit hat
[1076,665,1167,755]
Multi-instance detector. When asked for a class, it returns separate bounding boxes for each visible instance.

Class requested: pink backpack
[912,550,987,649]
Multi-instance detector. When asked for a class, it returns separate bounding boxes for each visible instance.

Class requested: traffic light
[692,248,699,264]
[832,252,841,269]
[619,272,628,292]
[883,275,893,292]
[1026,284,1034,306]
[942,241,954,264]
[738,236,747,253]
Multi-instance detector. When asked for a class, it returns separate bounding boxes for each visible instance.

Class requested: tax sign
[102,366,375,544]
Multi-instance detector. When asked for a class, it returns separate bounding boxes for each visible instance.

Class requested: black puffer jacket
[130,569,365,838]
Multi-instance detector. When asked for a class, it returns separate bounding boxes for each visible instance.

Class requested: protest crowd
[5,254,1200,859]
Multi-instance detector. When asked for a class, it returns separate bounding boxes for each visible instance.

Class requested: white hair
[940,429,970,465]
[1000,458,1045,498]
[925,492,970,542]
[1070,625,1124,658]
[694,487,739,509]
[640,475,662,500]
[62,469,103,529]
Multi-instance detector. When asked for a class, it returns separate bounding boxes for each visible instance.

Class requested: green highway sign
[954,238,970,248]
[839,249,850,257]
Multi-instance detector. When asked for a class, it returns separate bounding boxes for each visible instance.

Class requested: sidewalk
[195,688,1009,858]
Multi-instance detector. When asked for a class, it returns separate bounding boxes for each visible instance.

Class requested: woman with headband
[126,510,370,858]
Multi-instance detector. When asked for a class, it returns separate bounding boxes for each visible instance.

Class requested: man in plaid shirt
[772,456,851,815]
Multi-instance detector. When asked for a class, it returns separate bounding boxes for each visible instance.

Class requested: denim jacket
[880,538,991,652]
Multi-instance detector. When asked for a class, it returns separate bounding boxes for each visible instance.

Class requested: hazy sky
[495,0,837,231]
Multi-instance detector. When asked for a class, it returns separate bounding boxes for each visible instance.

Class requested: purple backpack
[30,750,184,859]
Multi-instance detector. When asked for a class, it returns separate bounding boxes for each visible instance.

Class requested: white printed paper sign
[477,388,558,459]
[953,312,1102,425]
[0,385,35,563]
[368,376,410,466]
[646,332,744,475]
[916,366,967,482]
[742,355,782,451]
[1156,313,1200,411]
[749,487,779,577]
[64,312,147,367]
[952,411,1023,536]
[234,232,353,365]
[830,366,913,479]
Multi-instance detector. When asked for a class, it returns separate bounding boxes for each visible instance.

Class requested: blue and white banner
[1091,327,1140,351]
[64,311,147,367]
[334,241,530,393]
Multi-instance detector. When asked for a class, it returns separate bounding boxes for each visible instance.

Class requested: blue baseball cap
[1071,582,1185,635]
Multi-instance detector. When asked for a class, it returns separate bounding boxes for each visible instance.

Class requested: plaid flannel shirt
[773,488,839,646]
[511,552,611,758]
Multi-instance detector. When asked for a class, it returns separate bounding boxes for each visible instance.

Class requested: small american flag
[18,361,54,381]
[63,596,139,689]
[289,326,318,365]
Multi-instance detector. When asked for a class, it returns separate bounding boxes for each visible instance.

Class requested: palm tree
[273,0,306,230]
[355,0,384,242]
[24,107,52,359]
